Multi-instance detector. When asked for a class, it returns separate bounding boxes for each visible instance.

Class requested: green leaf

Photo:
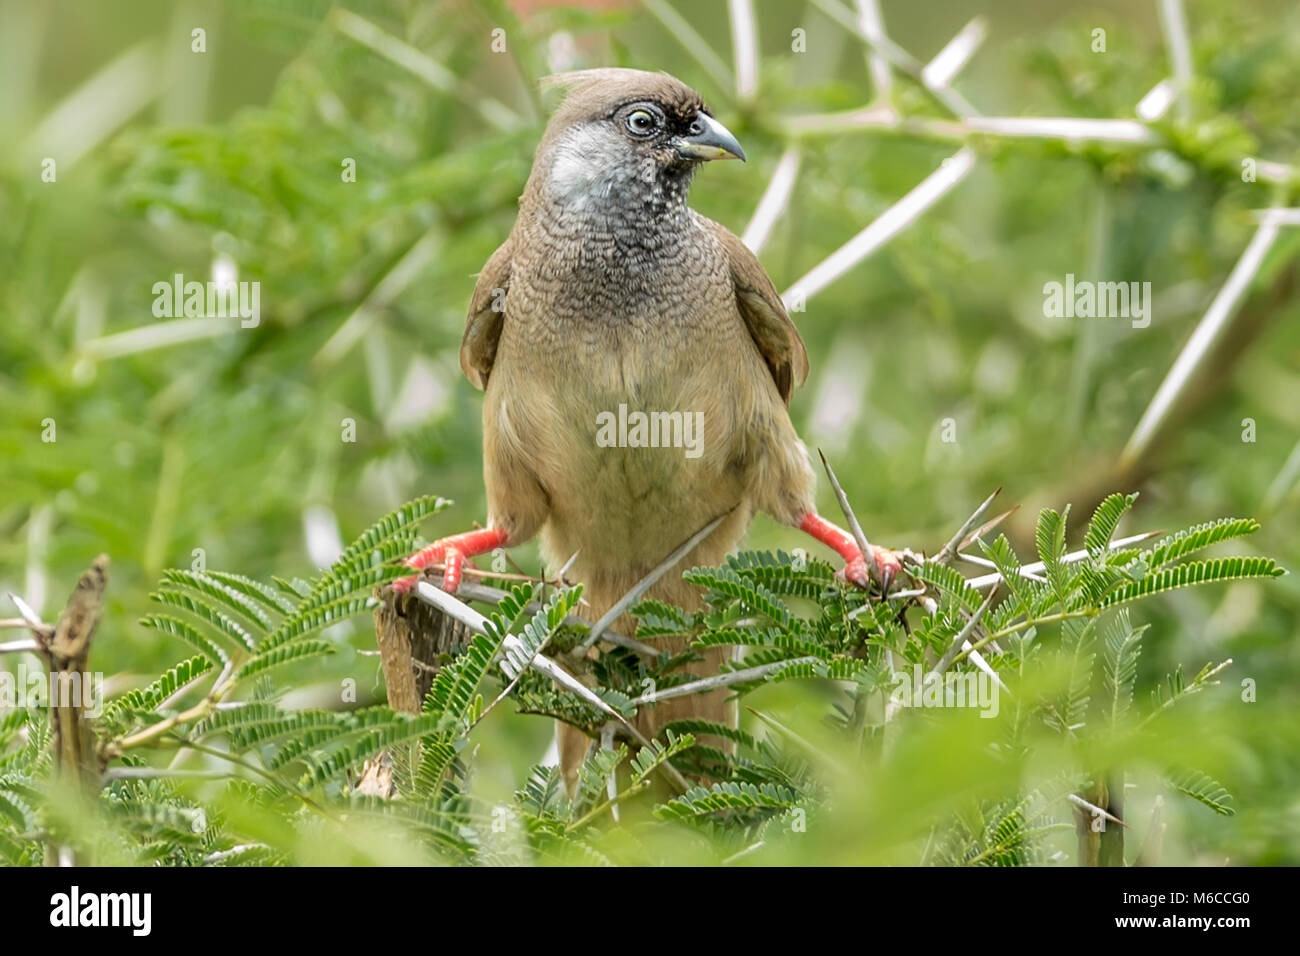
[235,640,334,680]
[682,566,801,631]
[655,781,799,821]
[1139,518,1261,570]
[630,731,695,785]
[1168,768,1235,816]
[160,570,274,633]
[147,589,257,651]
[327,495,450,583]
[101,656,214,723]
[138,615,231,666]
[1035,505,1072,601]
[1097,611,1146,729]
[1100,557,1284,608]
[1084,492,1137,555]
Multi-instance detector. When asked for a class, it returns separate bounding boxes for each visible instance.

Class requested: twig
[818,450,878,584]
[727,0,759,103]
[20,40,160,169]
[1156,0,1194,122]
[328,9,521,132]
[956,552,1049,584]
[741,147,801,254]
[203,844,271,866]
[412,582,688,791]
[1068,792,1127,828]
[1252,208,1300,226]
[314,227,443,369]
[854,0,893,99]
[808,0,977,119]
[921,18,987,89]
[1136,79,1177,122]
[933,487,1001,565]
[102,767,230,781]
[449,580,658,657]
[933,585,999,675]
[964,530,1163,590]
[0,639,40,654]
[640,0,733,96]
[783,148,976,307]
[965,116,1156,144]
[577,513,728,651]
[1120,219,1285,469]
[632,658,818,706]
[721,841,766,864]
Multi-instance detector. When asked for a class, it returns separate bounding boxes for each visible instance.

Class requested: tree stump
[356,583,473,796]
[370,584,475,713]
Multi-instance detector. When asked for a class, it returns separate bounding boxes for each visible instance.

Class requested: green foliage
[3,0,1299,866]
[2,493,1277,865]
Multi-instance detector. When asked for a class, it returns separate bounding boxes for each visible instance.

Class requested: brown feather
[459,238,514,389]
[703,218,810,405]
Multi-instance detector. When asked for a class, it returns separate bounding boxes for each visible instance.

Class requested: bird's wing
[459,239,514,390]
[704,218,810,405]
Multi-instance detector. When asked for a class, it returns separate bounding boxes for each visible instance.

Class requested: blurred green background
[2,0,1298,863]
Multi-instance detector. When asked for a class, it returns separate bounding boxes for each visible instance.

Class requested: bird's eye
[625,110,658,135]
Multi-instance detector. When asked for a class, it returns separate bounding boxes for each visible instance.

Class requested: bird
[395,68,902,794]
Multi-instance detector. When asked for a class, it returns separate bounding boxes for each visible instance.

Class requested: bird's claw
[392,541,466,595]
[836,546,904,597]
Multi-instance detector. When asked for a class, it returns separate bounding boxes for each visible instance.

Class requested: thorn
[934,486,1002,565]
[818,449,880,584]
[958,505,1020,552]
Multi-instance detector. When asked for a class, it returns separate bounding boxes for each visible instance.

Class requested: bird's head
[531,68,744,217]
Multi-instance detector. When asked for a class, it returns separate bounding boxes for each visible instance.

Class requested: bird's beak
[676,113,746,162]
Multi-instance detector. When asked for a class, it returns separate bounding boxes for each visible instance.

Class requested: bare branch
[727,0,759,102]
[1156,0,1194,121]
[633,658,818,705]
[921,18,987,88]
[783,148,976,307]
[742,147,801,254]
[641,0,733,96]
[1120,219,1285,469]
[934,585,999,675]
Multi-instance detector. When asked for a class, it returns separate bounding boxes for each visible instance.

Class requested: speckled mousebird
[395,69,903,793]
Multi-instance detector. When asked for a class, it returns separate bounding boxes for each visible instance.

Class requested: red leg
[392,526,509,595]
[798,513,903,594]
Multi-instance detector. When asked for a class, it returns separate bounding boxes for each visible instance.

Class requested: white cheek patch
[547,124,624,205]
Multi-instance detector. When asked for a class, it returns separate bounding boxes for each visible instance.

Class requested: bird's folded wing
[459,239,514,390]
[705,218,810,405]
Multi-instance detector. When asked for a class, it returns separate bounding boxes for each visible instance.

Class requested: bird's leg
[798,513,904,595]
[391,526,510,595]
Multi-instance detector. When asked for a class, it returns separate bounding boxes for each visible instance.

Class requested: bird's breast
[488,213,767,565]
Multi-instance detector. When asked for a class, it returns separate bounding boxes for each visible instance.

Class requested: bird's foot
[391,527,509,595]
[838,546,905,596]
[798,513,904,597]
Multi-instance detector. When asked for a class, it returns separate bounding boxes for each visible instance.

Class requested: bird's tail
[557,572,735,797]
